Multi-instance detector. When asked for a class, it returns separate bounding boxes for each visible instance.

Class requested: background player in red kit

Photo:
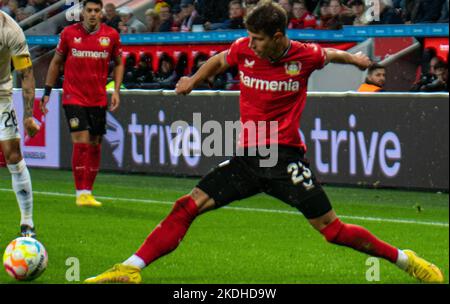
[41,0,124,207]
[86,1,443,283]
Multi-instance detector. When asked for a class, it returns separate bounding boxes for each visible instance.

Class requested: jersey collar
[81,23,101,35]
[269,40,292,63]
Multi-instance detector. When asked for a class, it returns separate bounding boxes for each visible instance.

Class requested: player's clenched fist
[24,117,40,138]
[353,51,372,71]
[175,77,195,95]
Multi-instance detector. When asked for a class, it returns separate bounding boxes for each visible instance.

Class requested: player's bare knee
[309,210,339,232]
[317,216,343,244]
[71,131,90,143]
[190,187,215,212]
[4,151,23,165]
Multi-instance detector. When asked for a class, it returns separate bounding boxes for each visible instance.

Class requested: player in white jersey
[0,11,41,238]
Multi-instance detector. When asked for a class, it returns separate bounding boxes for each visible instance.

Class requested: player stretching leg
[85,1,444,283]
[41,0,124,207]
[1,11,40,237]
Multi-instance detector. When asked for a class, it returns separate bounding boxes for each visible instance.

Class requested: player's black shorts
[63,105,107,136]
[197,146,332,219]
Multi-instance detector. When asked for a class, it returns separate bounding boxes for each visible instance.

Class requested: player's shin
[85,144,101,191]
[320,218,407,268]
[125,195,199,269]
[8,159,34,228]
[72,143,90,196]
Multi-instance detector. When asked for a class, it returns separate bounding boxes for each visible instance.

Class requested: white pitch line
[0,188,448,228]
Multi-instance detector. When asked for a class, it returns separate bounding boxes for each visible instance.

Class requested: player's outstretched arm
[324,48,372,71]
[16,61,39,137]
[110,55,124,112]
[175,51,229,95]
[40,52,65,114]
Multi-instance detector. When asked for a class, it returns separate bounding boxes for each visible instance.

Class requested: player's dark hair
[245,0,288,36]
[83,0,103,8]
[368,63,385,74]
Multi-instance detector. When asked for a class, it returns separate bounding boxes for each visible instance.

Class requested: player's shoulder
[100,24,120,38]
[290,40,320,52]
[232,37,250,48]
[61,23,81,36]
[0,10,23,34]
[290,40,324,57]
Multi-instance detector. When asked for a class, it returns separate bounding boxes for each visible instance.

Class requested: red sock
[135,195,199,265]
[72,143,90,191]
[321,218,399,263]
[85,144,101,191]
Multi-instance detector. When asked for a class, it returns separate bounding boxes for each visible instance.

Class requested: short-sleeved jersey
[226,37,326,150]
[56,23,122,107]
[0,11,31,101]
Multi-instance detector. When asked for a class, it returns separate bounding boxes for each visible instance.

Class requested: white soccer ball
[3,237,48,281]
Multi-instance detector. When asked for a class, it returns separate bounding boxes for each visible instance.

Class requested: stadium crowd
[108,0,449,34]
[0,0,59,22]
[1,0,448,29]
[1,0,447,92]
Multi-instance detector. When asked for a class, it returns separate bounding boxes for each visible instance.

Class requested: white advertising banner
[13,89,60,168]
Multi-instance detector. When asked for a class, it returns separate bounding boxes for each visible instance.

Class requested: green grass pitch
[0,168,448,284]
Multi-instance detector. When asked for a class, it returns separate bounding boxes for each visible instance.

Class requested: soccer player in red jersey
[86,1,443,283]
[41,0,124,207]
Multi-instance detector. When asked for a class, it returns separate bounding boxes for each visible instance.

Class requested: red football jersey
[56,23,122,107]
[226,37,326,150]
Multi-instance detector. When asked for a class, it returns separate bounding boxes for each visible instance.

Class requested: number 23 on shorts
[287,161,315,190]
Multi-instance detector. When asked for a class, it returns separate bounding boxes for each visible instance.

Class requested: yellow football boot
[84,264,142,284]
[404,250,444,283]
[76,194,102,207]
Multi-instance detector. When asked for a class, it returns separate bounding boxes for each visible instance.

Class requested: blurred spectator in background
[123,53,138,88]
[403,0,445,24]
[5,0,18,19]
[153,53,178,89]
[221,0,246,30]
[15,4,35,22]
[278,0,294,19]
[33,0,49,11]
[243,0,259,14]
[197,0,231,31]
[348,0,368,25]
[316,0,330,28]
[179,0,201,32]
[118,6,147,33]
[144,8,161,32]
[189,53,212,89]
[103,2,121,32]
[411,59,448,92]
[357,64,386,92]
[135,53,155,84]
[370,0,403,25]
[155,1,174,32]
[438,0,449,23]
[289,0,317,29]
[317,0,344,29]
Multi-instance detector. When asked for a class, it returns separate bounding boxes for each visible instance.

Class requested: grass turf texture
[0,168,448,284]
